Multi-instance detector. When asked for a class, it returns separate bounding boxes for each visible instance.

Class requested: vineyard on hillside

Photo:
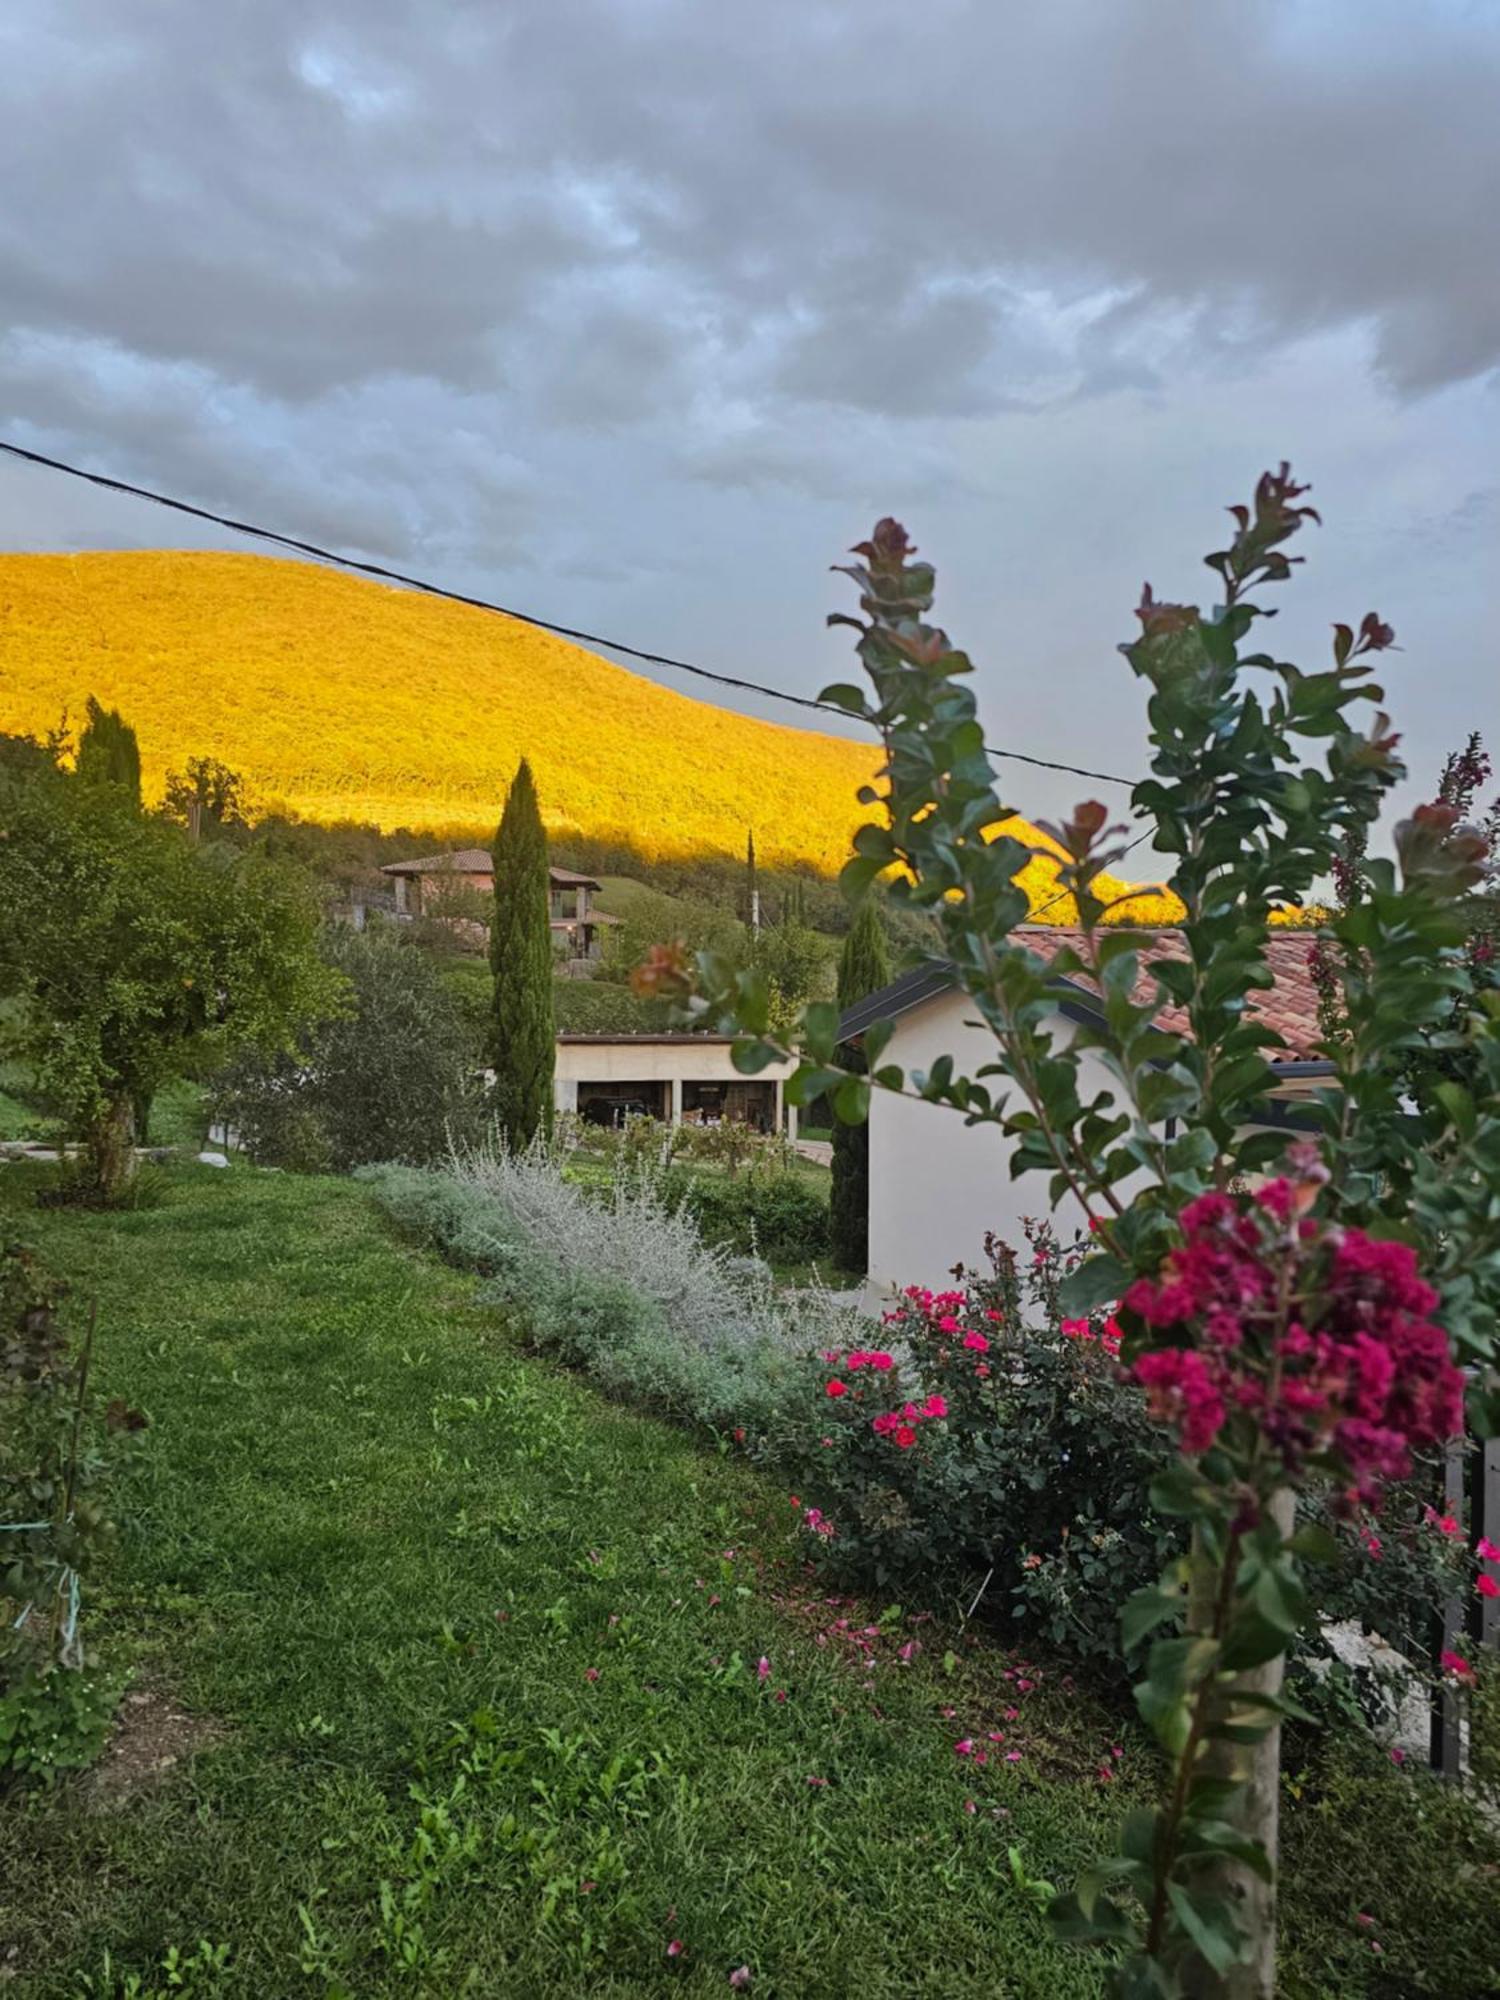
[0,548,1177,914]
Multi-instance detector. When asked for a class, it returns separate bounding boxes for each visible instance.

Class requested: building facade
[379,850,620,960]
[555,1034,798,1136]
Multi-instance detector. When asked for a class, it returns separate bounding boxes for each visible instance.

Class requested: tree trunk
[83,1093,137,1204]
[1187,1487,1296,2000]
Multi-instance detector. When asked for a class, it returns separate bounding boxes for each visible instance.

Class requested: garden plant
[644,470,1500,1996]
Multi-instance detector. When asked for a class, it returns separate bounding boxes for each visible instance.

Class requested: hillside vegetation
[0,549,1157,911]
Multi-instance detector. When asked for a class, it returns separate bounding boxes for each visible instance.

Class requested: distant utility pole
[746,829,760,933]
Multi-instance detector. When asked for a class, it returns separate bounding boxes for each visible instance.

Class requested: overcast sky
[2,0,1497,832]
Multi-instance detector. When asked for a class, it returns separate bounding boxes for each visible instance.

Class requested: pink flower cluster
[1124,1183,1466,1503]
[871,1394,949,1449]
[1060,1315,1124,1358]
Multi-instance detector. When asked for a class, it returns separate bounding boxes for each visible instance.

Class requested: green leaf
[730,1039,781,1075]
[817,682,870,715]
[802,1001,841,1061]
[832,1074,870,1125]
[1251,1560,1308,1637]
[1058,1252,1128,1316]
[1178,1821,1274,1883]
[1167,1884,1246,1976]
[1219,1609,1290,1673]
[1286,1522,1339,1565]
[1122,1583,1186,1651]
[1436,1079,1477,1140]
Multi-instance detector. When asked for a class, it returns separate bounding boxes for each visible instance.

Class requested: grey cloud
[0,0,1495,794]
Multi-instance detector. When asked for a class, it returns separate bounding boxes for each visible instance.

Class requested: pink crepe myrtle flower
[1126,1195,1464,1501]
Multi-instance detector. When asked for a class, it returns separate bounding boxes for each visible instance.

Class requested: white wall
[554,1040,793,1086]
[865,990,1315,1304]
[866,990,1103,1301]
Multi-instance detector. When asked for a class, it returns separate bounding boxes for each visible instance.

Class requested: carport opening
[683,1080,777,1131]
[576,1080,669,1128]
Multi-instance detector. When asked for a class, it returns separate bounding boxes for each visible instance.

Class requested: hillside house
[840,927,1332,1298]
[555,1034,799,1135]
[380,851,620,961]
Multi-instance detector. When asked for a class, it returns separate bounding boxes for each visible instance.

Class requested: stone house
[379,850,620,961]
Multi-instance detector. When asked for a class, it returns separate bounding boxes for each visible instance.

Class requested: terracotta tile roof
[381,847,493,876]
[1016,926,1325,1063]
[380,851,601,891]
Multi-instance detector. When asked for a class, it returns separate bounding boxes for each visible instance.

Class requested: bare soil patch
[84,1679,223,1808]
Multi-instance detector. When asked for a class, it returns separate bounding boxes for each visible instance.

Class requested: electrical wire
[0,436,1139,791]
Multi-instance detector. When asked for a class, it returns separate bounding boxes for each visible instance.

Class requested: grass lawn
[2,1165,1496,1997]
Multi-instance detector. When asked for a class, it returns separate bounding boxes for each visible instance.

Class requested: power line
[0,436,1139,792]
[1024,824,1159,924]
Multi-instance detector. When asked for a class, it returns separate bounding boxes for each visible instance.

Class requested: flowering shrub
[782,1228,1177,1663]
[677,472,1500,1994]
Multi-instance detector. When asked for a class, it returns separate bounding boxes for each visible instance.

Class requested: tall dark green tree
[829,895,890,1271]
[75,697,141,803]
[488,758,555,1146]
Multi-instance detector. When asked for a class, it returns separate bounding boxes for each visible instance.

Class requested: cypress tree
[488,758,555,1147]
[829,895,890,1273]
[76,697,142,803]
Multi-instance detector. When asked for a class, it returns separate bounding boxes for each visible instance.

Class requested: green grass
[0,1165,1128,1998]
[2,1165,1495,1998]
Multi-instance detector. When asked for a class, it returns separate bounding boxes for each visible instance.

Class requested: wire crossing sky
[0,1,1495,831]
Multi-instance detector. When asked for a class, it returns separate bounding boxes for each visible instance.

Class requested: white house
[840,927,1331,1297]
[555,1033,799,1136]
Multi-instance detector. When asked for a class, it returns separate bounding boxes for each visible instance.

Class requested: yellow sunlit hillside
[0,549,1168,914]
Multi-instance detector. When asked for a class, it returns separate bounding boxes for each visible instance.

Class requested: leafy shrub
[783,1234,1172,1663]
[1,1242,144,1783]
[215,922,484,1171]
[550,979,673,1034]
[680,1168,831,1264]
[0,1663,118,1783]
